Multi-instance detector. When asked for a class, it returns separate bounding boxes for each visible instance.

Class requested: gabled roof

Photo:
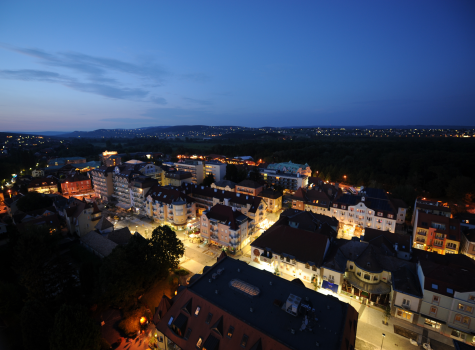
[153,295,172,324]
[80,231,117,257]
[107,227,132,246]
[16,213,61,231]
[362,228,412,253]
[252,224,329,266]
[236,180,262,189]
[95,217,114,231]
[416,251,475,296]
[146,185,193,205]
[204,204,249,230]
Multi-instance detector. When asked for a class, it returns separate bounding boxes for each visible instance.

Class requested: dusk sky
[1,0,474,131]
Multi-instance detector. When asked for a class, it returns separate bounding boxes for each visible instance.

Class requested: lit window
[196,337,203,348]
[227,326,234,338]
[432,284,438,290]
[195,306,201,316]
[447,288,454,294]
[240,334,249,348]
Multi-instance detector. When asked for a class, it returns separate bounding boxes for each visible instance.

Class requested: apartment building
[204,160,227,182]
[251,219,332,284]
[101,151,121,167]
[60,174,92,196]
[31,169,44,178]
[235,179,263,196]
[144,186,196,230]
[411,198,451,226]
[174,160,205,184]
[267,161,312,177]
[90,166,115,201]
[163,171,193,186]
[290,185,337,216]
[130,176,158,214]
[211,179,236,192]
[417,253,475,344]
[111,165,142,209]
[64,198,102,237]
[258,189,283,213]
[412,210,461,255]
[155,256,358,350]
[200,204,250,251]
[27,177,58,194]
[181,183,267,236]
[331,187,407,236]
[461,230,475,260]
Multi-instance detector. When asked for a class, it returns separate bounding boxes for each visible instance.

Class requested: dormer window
[341,205,346,210]
[378,212,383,217]
[432,284,438,290]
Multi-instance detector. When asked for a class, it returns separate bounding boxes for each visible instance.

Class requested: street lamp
[381,333,385,350]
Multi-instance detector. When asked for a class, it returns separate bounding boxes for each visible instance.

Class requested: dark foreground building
[155,256,358,350]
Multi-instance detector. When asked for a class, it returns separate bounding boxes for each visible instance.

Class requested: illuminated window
[227,326,234,338]
[195,306,201,316]
[240,334,249,348]
[196,337,203,348]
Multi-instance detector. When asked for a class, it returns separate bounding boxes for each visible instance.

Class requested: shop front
[343,271,391,306]
[321,280,339,294]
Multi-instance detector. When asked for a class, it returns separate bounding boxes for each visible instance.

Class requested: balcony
[417,231,427,236]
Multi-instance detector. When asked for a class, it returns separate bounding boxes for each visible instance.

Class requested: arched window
[364,274,371,281]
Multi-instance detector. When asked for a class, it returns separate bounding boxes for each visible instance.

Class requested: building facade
[174,160,205,184]
[258,189,283,213]
[412,210,461,255]
[27,177,58,194]
[235,180,263,196]
[61,174,93,196]
[90,166,115,201]
[205,161,227,182]
[144,186,196,230]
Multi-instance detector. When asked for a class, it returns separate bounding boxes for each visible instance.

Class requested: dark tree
[202,174,215,187]
[447,176,475,203]
[21,299,53,350]
[149,225,185,271]
[50,304,101,350]
[16,192,54,212]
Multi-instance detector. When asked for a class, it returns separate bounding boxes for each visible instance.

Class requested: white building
[174,160,205,184]
[205,161,227,182]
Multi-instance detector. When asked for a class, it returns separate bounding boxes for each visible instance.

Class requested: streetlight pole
[380,333,385,350]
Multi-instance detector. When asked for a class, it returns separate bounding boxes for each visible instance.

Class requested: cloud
[0,68,150,101]
[150,96,168,105]
[3,45,168,84]
[0,69,69,82]
[183,97,212,106]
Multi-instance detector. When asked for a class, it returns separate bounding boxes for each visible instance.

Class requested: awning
[322,280,339,294]
[346,272,391,295]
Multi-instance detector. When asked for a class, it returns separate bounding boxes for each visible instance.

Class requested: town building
[60,174,93,196]
[174,160,205,184]
[144,186,196,230]
[181,183,267,236]
[411,198,451,226]
[111,164,142,209]
[260,161,311,192]
[460,229,475,260]
[456,212,475,231]
[163,171,193,187]
[290,185,337,216]
[47,157,86,166]
[90,166,115,201]
[101,151,122,167]
[235,180,263,196]
[31,169,44,177]
[205,160,227,182]
[130,176,158,214]
[416,253,475,344]
[27,177,58,194]
[64,198,102,237]
[200,204,251,251]
[331,187,407,236]
[258,189,283,213]
[412,210,461,255]
[155,256,358,350]
[251,219,332,284]
[211,180,236,192]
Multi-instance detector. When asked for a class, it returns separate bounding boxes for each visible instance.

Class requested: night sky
[1,0,474,131]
